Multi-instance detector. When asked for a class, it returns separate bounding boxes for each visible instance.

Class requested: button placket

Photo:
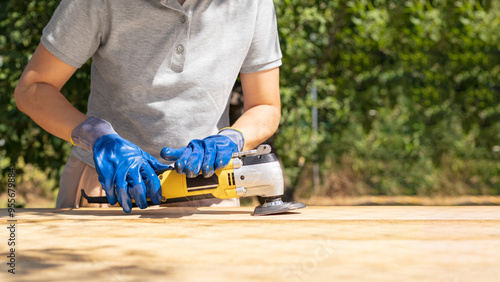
[171,12,190,73]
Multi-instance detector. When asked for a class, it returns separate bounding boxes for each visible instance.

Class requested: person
[14,0,282,213]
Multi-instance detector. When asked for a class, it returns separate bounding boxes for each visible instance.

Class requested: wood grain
[1,206,500,281]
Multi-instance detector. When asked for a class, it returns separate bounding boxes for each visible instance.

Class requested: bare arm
[14,43,88,142]
[233,67,281,151]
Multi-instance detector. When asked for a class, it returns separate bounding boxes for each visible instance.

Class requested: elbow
[271,106,281,134]
[270,96,281,134]
[14,81,33,114]
[13,84,27,113]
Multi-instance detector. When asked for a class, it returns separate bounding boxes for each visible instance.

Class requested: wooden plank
[1,206,500,281]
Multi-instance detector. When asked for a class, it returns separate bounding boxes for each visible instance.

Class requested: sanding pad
[252,197,306,216]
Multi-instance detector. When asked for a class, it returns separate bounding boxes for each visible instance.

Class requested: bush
[274,0,500,197]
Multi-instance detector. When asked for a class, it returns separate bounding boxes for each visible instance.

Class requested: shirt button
[176,44,184,54]
[180,15,186,23]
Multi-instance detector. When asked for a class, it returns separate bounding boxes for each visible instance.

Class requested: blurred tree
[274,0,500,197]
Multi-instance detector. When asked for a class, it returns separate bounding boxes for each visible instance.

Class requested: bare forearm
[14,82,87,142]
[231,104,280,151]
[236,68,281,151]
[14,43,87,142]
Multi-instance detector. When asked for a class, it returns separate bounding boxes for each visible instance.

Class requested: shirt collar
[160,0,189,13]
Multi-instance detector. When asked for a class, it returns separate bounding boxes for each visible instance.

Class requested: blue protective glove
[93,134,168,212]
[160,128,245,178]
[71,117,168,213]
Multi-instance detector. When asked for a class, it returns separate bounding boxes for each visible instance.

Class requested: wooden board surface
[1,206,500,281]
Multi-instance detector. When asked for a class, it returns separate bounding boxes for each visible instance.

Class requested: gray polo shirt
[41,0,282,167]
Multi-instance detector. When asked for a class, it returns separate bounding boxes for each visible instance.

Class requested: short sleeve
[41,0,108,68]
[240,0,282,73]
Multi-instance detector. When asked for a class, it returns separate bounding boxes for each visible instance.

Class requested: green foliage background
[1,0,499,204]
[275,0,500,197]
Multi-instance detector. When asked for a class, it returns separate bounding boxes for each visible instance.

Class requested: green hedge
[275,0,500,197]
[1,0,499,198]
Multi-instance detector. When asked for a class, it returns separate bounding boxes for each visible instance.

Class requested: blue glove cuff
[218,128,245,151]
[71,117,117,152]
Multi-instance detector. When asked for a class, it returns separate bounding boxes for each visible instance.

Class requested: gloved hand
[160,128,245,178]
[71,117,168,213]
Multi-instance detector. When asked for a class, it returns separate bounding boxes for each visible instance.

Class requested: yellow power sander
[82,144,306,215]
